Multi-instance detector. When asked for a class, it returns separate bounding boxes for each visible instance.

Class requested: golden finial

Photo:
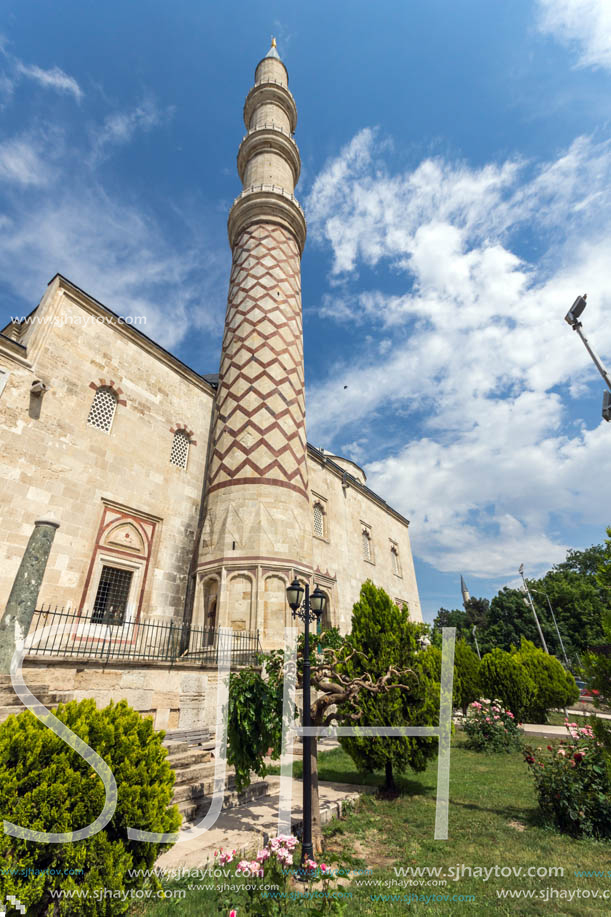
[271,37,277,48]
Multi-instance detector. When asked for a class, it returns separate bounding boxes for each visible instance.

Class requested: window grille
[362,529,372,561]
[170,430,190,469]
[391,545,400,575]
[91,566,133,625]
[313,503,324,537]
[87,386,117,433]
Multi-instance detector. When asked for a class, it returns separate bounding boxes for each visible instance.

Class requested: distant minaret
[460,575,470,609]
[197,39,311,647]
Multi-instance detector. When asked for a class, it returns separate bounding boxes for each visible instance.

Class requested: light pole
[518,564,549,653]
[530,587,571,669]
[564,294,611,421]
[286,578,326,865]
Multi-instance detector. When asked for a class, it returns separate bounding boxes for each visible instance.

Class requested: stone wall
[308,449,422,632]
[0,275,214,625]
[23,658,222,732]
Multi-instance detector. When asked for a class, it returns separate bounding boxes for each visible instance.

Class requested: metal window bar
[26,606,261,667]
[92,566,133,625]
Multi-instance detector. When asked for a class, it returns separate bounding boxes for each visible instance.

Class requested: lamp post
[286,578,326,865]
[530,587,571,669]
[564,294,611,421]
[518,564,549,653]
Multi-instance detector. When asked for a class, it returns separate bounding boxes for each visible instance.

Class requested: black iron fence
[27,606,261,667]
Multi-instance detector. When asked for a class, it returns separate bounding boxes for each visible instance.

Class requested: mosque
[0,41,421,724]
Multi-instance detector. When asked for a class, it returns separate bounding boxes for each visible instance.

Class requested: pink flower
[230,911,237,917]
[256,849,270,862]
[320,864,327,872]
[557,748,566,756]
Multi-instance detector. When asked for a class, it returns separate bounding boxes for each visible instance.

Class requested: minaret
[197,39,311,647]
[460,575,470,609]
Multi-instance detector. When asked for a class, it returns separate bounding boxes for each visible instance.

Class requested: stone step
[163,739,190,754]
[177,780,270,821]
[0,697,61,721]
[0,688,57,705]
[172,761,221,789]
[173,772,238,804]
[166,749,212,770]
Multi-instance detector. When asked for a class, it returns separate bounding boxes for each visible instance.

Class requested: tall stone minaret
[197,39,311,647]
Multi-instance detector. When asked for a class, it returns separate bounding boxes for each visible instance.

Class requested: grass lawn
[131,738,611,916]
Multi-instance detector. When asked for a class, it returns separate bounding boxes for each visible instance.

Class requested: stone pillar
[0,516,60,673]
[198,40,311,648]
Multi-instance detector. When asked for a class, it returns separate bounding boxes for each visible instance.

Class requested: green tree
[432,608,470,642]
[454,638,481,714]
[479,588,541,655]
[479,648,535,721]
[464,596,490,631]
[554,542,607,577]
[339,581,439,793]
[531,570,606,661]
[512,639,579,722]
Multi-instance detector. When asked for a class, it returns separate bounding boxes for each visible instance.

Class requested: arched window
[391,544,401,576]
[313,502,325,537]
[362,528,372,562]
[87,386,118,433]
[170,429,191,469]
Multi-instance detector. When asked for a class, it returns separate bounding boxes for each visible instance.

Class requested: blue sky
[2,1,611,620]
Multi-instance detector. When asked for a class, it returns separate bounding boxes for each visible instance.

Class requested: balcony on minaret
[229,39,306,253]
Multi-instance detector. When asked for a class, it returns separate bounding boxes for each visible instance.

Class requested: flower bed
[463,699,522,752]
[524,720,611,838]
[213,835,335,915]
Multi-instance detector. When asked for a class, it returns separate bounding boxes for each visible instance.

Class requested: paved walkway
[156,775,369,871]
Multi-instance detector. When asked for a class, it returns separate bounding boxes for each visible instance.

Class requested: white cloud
[89,99,174,165]
[0,179,227,352]
[16,62,83,100]
[0,136,52,186]
[305,130,611,579]
[537,0,611,70]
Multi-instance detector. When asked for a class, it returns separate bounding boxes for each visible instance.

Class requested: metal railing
[26,606,261,667]
[231,183,305,214]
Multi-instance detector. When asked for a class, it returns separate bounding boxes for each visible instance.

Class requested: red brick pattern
[207,222,308,498]
[88,379,126,407]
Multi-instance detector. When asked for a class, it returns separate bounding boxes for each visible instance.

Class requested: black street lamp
[286,578,327,864]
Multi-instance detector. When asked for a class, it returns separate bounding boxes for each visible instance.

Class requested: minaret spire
[197,42,311,648]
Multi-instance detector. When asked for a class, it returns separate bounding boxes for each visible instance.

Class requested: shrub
[524,720,611,838]
[0,698,180,914]
[512,639,580,722]
[454,639,481,714]
[227,665,284,793]
[479,648,535,721]
[463,699,522,753]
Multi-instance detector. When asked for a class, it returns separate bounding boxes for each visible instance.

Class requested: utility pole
[518,564,549,654]
[531,588,571,669]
